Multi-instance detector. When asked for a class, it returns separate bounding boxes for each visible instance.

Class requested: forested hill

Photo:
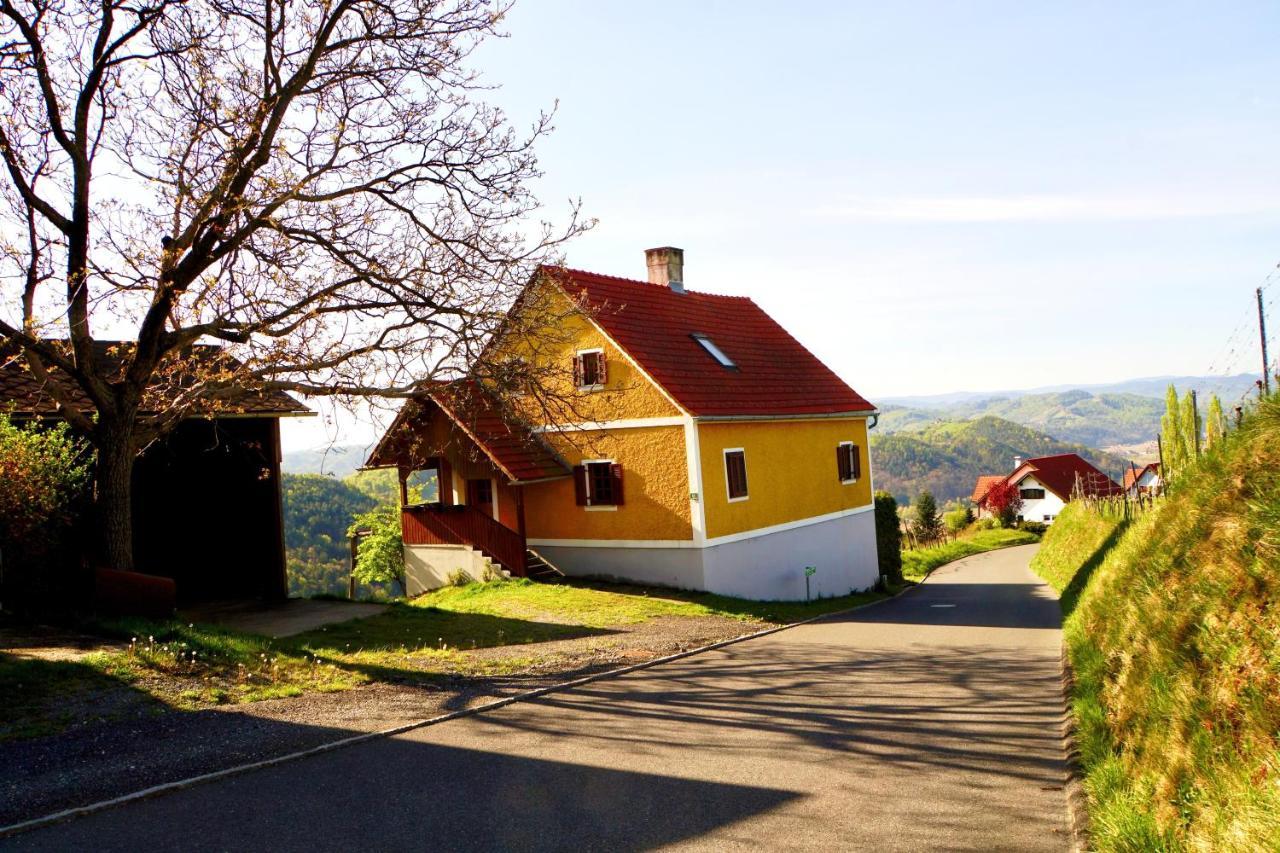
[877,390,1164,449]
[870,415,1130,504]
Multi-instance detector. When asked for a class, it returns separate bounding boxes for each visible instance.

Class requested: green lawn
[901,528,1041,580]
[2,577,890,739]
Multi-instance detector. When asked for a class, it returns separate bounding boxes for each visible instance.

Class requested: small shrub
[447,570,472,587]
[0,413,93,608]
[975,517,997,531]
[1018,520,1048,535]
[943,506,973,534]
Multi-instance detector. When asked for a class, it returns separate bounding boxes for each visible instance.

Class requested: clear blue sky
[284,0,1280,450]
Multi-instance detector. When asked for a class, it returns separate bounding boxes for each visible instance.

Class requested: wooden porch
[401,501,528,577]
[364,382,571,585]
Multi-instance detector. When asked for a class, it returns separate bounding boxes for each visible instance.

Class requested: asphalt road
[4,544,1073,852]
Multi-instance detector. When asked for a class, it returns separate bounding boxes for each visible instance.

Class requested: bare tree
[0,0,587,569]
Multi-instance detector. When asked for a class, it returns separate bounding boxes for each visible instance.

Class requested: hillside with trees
[871,415,1130,504]
[878,390,1165,448]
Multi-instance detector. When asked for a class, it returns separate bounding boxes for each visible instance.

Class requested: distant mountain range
[870,415,1132,505]
[878,373,1259,409]
[876,374,1260,451]
[282,443,373,479]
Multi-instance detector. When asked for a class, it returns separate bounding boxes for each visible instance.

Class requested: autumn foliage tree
[0,0,587,569]
[982,479,1023,528]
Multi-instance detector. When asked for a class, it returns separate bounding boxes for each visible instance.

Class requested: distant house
[973,453,1122,524]
[0,342,310,604]
[366,247,881,601]
[970,475,1005,507]
[1122,462,1161,498]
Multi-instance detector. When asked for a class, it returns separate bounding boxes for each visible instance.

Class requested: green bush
[943,505,973,533]
[0,413,93,608]
[873,491,903,584]
[349,505,406,596]
[1018,520,1048,536]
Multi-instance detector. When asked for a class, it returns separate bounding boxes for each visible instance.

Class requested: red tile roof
[366,381,568,484]
[971,475,1004,504]
[547,267,875,417]
[1011,453,1122,500]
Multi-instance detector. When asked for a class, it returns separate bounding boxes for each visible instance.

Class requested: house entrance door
[466,478,495,519]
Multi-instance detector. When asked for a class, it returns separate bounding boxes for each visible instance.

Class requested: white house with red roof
[368,247,882,601]
[1122,462,1161,497]
[974,453,1123,524]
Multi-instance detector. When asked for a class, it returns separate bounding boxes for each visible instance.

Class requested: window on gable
[724,449,748,501]
[691,334,736,369]
[573,350,607,389]
[1020,488,1046,500]
[837,442,861,483]
[574,461,624,507]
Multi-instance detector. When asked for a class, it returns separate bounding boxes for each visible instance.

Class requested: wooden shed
[0,342,310,605]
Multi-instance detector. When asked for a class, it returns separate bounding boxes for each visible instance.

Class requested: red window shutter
[573,465,588,505]
[837,445,850,481]
[611,463,624,506]
[572,355,583,388]
[597,352,608,386]
[851,444,862,479]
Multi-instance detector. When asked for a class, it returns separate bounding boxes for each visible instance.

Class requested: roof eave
[694,409,879,422]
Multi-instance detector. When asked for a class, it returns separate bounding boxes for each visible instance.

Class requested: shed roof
[0,340,309,417]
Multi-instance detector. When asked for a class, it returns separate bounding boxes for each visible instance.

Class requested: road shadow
[4,735,801,852]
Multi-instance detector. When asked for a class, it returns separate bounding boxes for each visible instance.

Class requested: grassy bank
[1031,397,1280,851]
[901,528,1040,581]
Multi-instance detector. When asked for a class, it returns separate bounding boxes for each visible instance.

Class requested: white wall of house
[404,544,498,595]
[1128,468,1161,496]
[1014,474,1066,523]
[533,507,879,601]
[701,507,879,601]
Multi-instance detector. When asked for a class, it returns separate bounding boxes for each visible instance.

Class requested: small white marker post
[804,566,816,603]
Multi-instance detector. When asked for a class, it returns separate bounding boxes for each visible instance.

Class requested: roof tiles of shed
[0,341,309,417]
[549,267,875,418]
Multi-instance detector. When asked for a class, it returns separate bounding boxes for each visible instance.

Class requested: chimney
[1013,456,1023,471]
[645,246,684,293]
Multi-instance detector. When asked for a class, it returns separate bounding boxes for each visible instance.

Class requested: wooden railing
[401,504,526,576]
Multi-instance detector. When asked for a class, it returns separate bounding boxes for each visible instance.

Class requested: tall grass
[1031,394,1280,851]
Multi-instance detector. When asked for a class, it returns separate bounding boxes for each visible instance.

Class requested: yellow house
[365,247,880,601]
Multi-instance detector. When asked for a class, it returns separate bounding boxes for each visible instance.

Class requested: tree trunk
[96,420,137,571]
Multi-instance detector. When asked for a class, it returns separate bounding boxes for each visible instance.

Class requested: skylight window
[692,334,736,368]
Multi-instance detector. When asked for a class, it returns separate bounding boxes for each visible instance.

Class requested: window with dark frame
[837,443,861,482]
[574,461,624,507]
[574,350,606,388]
[724,450,748,500]
[1020,488,1046,500]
